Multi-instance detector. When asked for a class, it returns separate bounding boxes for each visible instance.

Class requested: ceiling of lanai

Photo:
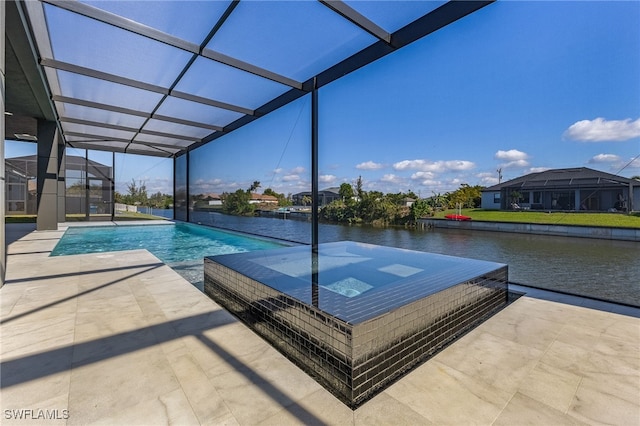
[4,0,493,158]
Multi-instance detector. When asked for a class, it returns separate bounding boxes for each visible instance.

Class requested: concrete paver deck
[2,224,639,425]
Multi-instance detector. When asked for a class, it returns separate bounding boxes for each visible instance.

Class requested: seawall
[418,218,640,242]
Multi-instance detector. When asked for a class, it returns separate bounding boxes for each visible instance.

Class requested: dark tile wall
[204,259,508,408]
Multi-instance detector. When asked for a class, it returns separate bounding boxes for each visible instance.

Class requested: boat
[445,203,472,221]
[444,214,472,221]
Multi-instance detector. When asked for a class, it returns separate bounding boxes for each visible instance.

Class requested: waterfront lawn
[5,215,37,223]
[114,212,170,221]
[433,209,640,228]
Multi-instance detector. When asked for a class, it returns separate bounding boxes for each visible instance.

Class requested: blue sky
[6,1,640,197]
[190,1,640,198]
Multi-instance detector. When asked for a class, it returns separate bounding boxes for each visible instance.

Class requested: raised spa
[204,241,508,407]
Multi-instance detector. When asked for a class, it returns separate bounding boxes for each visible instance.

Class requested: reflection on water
[191,211,640,306]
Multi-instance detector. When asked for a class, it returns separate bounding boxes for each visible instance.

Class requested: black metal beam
[60,117,198,142]
[52,96,223,131]
[171,90,254,116]
[314,1,494,88]
[201,49,303,90]
[63,131,189,151]
[41,58,170,94]
[311,79,319,251]
[319,0,391,44]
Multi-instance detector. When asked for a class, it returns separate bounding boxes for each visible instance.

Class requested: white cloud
[494,150,530,169]
[410,171,435,180]
[190,178,224,191]
[273,168,283,174]
[483,178,500,186]
[418,179,441,186]
[564,117,640,142]
[356,161,384,170]
[380,174,402,183]
[393,159,427,170]
[282,174,300,182]
[290,166,305,174]
[476,172,495,178]
[319,174,336,183]
[528,167,550,173]
[495,149,529,161]
[587,154,640,173]
[476,172,500,186]
[501,159,530,169]
[629,157,640,168]
[588,153,621,163]
[444,160,475,171]
[393,159,475,173]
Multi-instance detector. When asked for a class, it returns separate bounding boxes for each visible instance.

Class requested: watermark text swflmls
[4,409,69,420]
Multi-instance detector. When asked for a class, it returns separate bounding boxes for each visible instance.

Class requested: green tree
[263,188,278,197]
[221,180,266,215]
[448,184,483,208]
[67,181,85,196]
[263,188,291,207]
[321,199,359,223]
[248,181,261,193]
[428,192,447,210]
[355,176,364,200]
[410,198,432,221]
[221,189,254,215]
[147,191,173,209]
[405,190,419,200]
[321,186,424,226]
[124,179,148,205]
[509,190,522,208]
[339,183,354,203]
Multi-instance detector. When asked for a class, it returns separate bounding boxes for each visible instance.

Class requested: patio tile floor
[1,223,638,425]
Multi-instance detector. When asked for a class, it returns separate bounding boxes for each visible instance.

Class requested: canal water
[189,211,639,306]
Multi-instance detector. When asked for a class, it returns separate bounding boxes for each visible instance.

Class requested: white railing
[115,203,137,213]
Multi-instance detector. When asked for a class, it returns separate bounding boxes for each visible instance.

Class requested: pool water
[208,241,507,323]
[51,223,287,289]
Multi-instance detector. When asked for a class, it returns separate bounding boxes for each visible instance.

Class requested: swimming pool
[51,223,288,289]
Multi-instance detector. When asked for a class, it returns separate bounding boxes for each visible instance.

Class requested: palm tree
[248,181,260,193]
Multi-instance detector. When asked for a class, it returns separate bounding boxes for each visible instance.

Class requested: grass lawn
[432,209,640,228]
[5,215,37,223]
[114,212,169,221]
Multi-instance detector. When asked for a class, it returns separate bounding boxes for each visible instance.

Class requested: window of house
[533,191,542,203]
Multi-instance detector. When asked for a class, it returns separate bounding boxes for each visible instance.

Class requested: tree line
[216,176,483,226]
[320,177,482,226]
[114,179,173,209]
[217,181,292,215]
